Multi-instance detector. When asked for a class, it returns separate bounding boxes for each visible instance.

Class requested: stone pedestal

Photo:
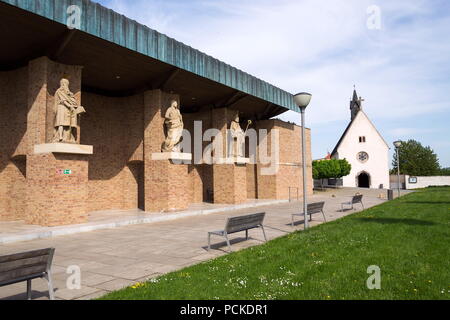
[34,143,93,155]
[151,152,192,162]
[26,145,92,226]
[215,157,250,165]
[145,154,192,212]
[213,162,247,204]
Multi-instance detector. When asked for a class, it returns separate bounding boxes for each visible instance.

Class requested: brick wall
[184,110,214,202]
[213,163,247,204]
[26,153,89,226]
[246,164,258,199]
[274,120,313,199]
[82,93,144,212]
[0,67,28,221]
[255,119,313,200]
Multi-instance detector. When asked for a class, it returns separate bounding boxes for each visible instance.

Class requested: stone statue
[53,78,85,143]
[162,100,184,152]
[229,113,251,158]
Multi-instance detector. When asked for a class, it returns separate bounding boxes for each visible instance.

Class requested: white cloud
[388,127,439,137]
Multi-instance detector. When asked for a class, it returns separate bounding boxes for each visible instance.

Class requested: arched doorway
[357,172,371,188]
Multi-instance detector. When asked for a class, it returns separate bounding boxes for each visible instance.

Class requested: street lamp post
[294,92,312,230]
[394,140,402,198]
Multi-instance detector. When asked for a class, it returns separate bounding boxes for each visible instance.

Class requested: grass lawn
[100,187,450,300]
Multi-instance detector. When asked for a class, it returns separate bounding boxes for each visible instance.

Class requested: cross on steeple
[350,87,364,121]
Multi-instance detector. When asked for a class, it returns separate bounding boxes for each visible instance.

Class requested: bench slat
[0,273,48,287]
[0,255,50,273]
[227,217,264,226]
[0,265,47,283]
[225,213,265,234]
[306,202,325,214]
[227,214,265,225]
[228,214,264,222]
[227,224,261,234]
[0,248,53,263]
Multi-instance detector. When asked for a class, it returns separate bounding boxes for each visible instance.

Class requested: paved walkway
[0,188,410,300]
[0,199,287,244]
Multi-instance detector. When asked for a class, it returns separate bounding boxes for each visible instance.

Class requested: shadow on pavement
[0,289,55,301]
[202,236,265,252]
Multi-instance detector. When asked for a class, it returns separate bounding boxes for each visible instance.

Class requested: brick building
[0,0,312,227]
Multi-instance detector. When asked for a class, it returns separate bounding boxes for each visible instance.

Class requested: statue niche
[161,100,184,152]
[52,78,86,143]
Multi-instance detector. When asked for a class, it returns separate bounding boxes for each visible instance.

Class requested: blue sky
[96,0,450,167]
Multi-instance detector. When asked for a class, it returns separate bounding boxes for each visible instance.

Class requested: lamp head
[394,140,402,148]
[293,92,312,110]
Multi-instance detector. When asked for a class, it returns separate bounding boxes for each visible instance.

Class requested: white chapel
[331,89,390,189]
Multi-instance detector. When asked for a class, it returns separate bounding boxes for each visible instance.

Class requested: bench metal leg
[309,213,312,222]
[224,233,232,252]
[260,225,267,242]
[321,209,327,222]
[208,233,212,250]
[27,279,32,300]
[245,229,248,240]
[44,273,55,300]
[361,201,365,210]
[291,215,295,227]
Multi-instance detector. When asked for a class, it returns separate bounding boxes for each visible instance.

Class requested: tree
[338,159,352,178]
[392,139,440,176]
[313,158,352,188]
[439,167,450,176]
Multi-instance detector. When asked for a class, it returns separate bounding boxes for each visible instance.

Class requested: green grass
[100,187,450,300]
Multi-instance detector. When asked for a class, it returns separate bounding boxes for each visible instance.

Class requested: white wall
[336,111,390,189]
[405,175,450,189]
[390,174,406,189]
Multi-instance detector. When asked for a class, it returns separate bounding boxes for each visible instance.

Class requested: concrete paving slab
[94,279,136,291]
[0,200,288,244]
[55,286,101,300]
[74,290,109,300]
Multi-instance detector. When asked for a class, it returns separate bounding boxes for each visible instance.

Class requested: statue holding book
[53,78,86,143]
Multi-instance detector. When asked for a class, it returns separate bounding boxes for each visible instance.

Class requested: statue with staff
[229,113,252,158]
[53,78,86,143]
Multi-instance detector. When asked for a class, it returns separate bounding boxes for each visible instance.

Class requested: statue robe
[54,88,81,128]
[230,120,245,157]
[162,106,184,152]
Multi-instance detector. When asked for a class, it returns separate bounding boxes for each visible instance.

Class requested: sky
[96,0,450,167]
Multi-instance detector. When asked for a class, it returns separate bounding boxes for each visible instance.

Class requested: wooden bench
[341,194,364,211]
[0,248,55,300]
[208,212,267,252]
[291,202,326,226]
